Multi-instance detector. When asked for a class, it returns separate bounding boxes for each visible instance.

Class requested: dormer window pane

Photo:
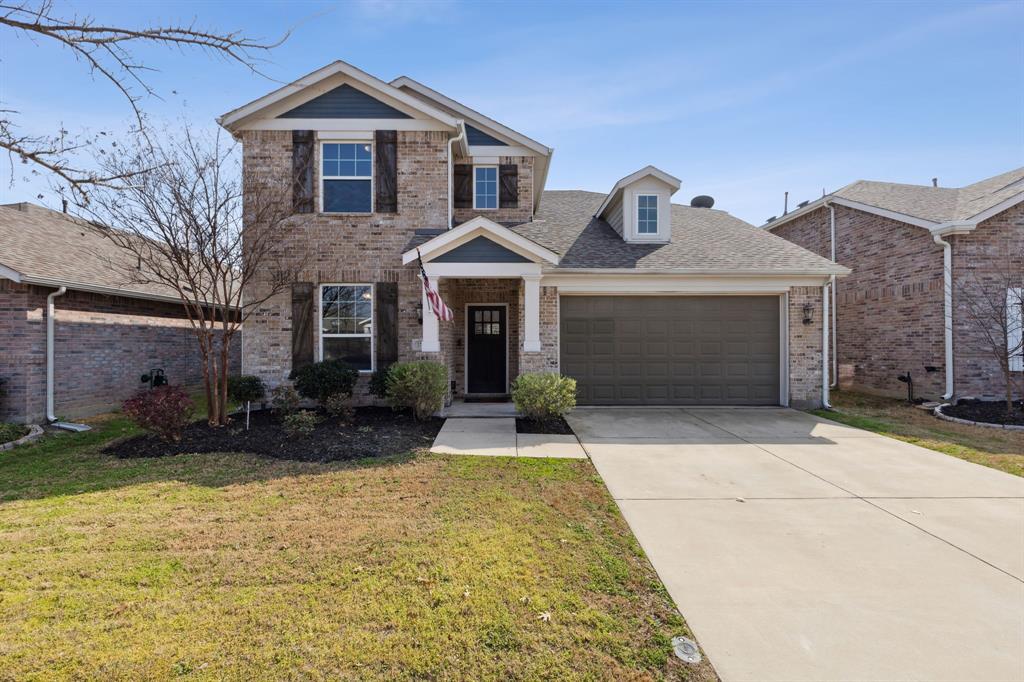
[638,195,658,234]
[474,166,498,209]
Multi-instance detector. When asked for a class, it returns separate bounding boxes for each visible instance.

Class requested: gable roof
[0,203,203,304]
[276,83,412,119]
[511,191,847,275]
[403,216,559,266]
[595,165,682,219]
[764,167,1024,233]
[218,60,461,131]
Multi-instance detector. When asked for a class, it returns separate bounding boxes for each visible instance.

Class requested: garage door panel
[561,296,780,406]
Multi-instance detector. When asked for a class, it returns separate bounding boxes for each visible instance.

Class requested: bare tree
[1,0,286,200]
[78,126,298,426]
[951,242,1024,419]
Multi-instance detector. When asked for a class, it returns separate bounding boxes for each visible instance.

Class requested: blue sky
[2,0,1022,224]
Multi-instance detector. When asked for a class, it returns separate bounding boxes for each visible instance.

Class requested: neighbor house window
[474,166,498,209]
[320,284,373,371]
[322,142,372,213]
[637,194,658,234]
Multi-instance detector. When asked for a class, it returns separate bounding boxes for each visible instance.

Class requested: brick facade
[0,280,239,424]
[452,155,534,226]
[787,286,825,409]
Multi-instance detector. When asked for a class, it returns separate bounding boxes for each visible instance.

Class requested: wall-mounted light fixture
[802,302,814,325]
[416,302,423,325]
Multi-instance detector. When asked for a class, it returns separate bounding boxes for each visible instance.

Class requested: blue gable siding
[278,84,412,119]
[432,236,530,263]
[465,124,508,146]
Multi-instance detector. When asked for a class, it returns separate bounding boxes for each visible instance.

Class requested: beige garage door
[560,296,781,405]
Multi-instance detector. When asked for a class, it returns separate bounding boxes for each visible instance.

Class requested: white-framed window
[1008,287,1023,372]
[319,284,374,372]
[637,194,658,234]
[321,142,372,213]
[474,165,498,210]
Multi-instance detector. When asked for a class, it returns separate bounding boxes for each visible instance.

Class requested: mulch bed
[943,399,1024,427]
[104,407,443,462]
[515,416,575,435]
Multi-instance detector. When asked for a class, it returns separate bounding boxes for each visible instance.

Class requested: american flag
[417,249,453,322]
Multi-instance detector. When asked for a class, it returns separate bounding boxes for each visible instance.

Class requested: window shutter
[499,164,518,208]
[453,164,472,210]
[375,282,399,370]
[374,130,398,213]
[291,130,315,214]
[1009,288,1023,372]
[291,282,315,373]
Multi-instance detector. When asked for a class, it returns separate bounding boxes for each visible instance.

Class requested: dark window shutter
[374,130,398,213]
[499,164,518,208]
[375,282,399,370]
[291,282,315,373]
[292,130,315,214]
[453,164,472,210]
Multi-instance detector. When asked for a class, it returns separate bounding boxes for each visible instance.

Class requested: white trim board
[543,274,832,293]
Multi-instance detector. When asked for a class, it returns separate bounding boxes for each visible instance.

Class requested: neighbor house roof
[764,167,1024,233]
[0,203,210,304]
[509,191,847,275]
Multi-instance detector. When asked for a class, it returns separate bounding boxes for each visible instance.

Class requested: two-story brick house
[766,168,1024,401]
[219,60,847,408]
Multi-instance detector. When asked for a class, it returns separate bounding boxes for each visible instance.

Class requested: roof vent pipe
[784,191,789,215]
[932,178,938,188]
[690,195,715,209]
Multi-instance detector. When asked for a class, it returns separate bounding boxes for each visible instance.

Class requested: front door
[467,305,507,394]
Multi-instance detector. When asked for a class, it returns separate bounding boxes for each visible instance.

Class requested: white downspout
[934,233,955,400]
[447,122,466,229]
[828,202,838,388]
[46,286,67,422]
[822,282,831,409]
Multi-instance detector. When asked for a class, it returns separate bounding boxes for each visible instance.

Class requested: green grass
[812,391,1024,477]
[0,411,713,681]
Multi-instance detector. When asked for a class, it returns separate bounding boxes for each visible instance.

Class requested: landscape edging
[933,404,1024,432]
[0,424,45,452]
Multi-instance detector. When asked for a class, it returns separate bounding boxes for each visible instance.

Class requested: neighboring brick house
[219,60,846,409]
[0,203,240,424]
[766,169,1024,401]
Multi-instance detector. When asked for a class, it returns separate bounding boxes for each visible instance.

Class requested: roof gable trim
[402,216,559,265]
[596,165,682,219]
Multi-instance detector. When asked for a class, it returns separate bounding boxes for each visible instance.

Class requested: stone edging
[0,424,45,452]
[933,404,1024,432]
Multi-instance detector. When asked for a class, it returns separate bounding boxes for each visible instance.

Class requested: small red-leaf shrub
[122,386,195,442]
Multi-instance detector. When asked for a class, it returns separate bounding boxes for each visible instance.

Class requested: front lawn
[0,413,713,680]
[813,391,1024,477]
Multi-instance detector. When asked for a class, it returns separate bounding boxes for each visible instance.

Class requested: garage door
[560,296,780,405]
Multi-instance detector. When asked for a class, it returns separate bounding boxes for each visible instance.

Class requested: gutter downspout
[45,286,67,422]
[447,122,466,229]
[828,202,838,389]
[933,233,955,400]
[822,282,831,409]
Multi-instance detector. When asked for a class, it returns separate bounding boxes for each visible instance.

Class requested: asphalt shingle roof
[511,190,846,274]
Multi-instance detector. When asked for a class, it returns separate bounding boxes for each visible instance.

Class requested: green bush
[511,373,577,423]
[270,385,301,416]
[227,375,266,404]
[386,361,447,420]
[291,360,359,403]
[282,410,319,438]
[0,422,29,445]
[369,366,392,400]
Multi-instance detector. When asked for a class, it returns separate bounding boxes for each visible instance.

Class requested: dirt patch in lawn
[515,416,575,435]
[942,399,1024,427]
[103,407,442,461]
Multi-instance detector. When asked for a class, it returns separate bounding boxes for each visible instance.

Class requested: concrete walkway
[430,417,587,459]
[567,407,1024,682]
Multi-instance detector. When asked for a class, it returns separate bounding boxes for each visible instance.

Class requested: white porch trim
[402,216,559,266]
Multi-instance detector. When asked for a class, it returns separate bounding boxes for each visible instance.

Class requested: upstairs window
[637,194,659,234]
[474,166,498,210]
[322,142,372,213]
[320,284,373,371]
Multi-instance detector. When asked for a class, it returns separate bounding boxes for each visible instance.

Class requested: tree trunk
[198,329,215,427]
[1005,355,1015,419]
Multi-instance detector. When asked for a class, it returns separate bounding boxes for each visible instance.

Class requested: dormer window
[637,195,659,234]
[474,166,498,210]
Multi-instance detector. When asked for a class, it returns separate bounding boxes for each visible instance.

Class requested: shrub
[227,375,266,404]
[291,359,359,403]
[122,385,195,442]
[511,373,577,423]
[324,393,355,423]
[282,410,319,438]
[270,385,300,416]
[386,361,447,420]
[369,366,392,400]
[0,422,29,445]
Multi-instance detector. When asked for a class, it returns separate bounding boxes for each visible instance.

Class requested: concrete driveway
[567,407,1024,682]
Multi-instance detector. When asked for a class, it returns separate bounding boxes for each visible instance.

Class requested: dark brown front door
[467,305,507,394]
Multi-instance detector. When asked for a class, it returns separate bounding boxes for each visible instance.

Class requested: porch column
[522,274,541,352]
[421,276,441,353]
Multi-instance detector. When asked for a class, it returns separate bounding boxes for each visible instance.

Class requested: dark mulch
[943,399,1024,427]
[104,407,443,462]
[515,416,575,435]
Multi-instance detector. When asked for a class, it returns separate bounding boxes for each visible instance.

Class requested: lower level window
[320,284,373,371]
